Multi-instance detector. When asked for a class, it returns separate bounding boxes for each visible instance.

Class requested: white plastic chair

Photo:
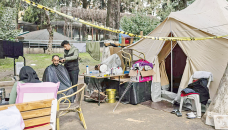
[179,71,212,118]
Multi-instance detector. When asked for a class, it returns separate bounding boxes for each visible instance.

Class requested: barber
[60,40,79,93]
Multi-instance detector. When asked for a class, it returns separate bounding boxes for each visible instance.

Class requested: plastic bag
[0,106,25,130]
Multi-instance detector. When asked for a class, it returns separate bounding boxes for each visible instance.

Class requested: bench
[0,99,57,130]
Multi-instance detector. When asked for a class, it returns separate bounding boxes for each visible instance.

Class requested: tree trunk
[63,17,67,36]
[44,10,53,55]
[105,0,120,40]
[183,0,187,8]
[71,22,73,39]
[82,0,89,8]
[82,24,87,41]
[96,29,98,41]
[81,0,89,41]
[79,27,81,41]
[100,0,106,9]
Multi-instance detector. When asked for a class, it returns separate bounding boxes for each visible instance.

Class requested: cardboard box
[129,69,156,82]
[140,70,156,77]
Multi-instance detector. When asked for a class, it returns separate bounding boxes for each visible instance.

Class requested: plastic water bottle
[86,66,89,75]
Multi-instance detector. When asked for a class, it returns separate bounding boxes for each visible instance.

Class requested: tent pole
[171,38,173,92]
[170,18,173,92]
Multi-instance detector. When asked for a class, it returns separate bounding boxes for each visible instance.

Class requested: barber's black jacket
[64,45,79,71]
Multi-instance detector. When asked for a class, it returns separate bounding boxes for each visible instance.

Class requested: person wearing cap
[60,40,79,93]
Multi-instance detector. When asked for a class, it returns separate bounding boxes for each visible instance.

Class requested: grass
[0,53,101,81]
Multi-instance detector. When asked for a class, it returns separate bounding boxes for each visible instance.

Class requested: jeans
[68,69,79,93]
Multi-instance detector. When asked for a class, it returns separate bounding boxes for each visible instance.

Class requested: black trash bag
[43,64,74,103]
[187,78,209,105]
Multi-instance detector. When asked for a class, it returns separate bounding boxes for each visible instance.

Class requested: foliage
[120,12,160,36]
[156,0,195,22]
[0,6,19,40]
[0,0,21,8]
[22,1,58,25]
[23,6,42,25]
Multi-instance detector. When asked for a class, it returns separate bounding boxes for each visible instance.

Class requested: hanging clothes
[186,78,209,105]
[102,46,111,62]
[3,40,14,58]
[2,40,23,59]
[86,41,100,61]
[0,40,5,59]
[13,42,23,58]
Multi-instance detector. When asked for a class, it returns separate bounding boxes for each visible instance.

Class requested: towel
[86,41,100,61]
[102,46,111,62]
[192,71,213,81]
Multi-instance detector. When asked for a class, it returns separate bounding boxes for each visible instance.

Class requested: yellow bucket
[106,89,116,103]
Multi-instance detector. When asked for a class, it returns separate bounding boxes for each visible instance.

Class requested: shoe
[187,112,197,119]
[186,112,196,116]
[171,109,178,114]
[176,110,182,117]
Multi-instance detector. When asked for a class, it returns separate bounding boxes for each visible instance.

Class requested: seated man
[42,55,74,103]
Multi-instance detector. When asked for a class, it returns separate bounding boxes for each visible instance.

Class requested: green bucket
[106,89,116,103]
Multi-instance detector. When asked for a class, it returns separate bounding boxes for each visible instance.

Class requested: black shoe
[176,110,182,117]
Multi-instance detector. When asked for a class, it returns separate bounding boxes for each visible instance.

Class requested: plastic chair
[179,71,212,118]
[56,83,87,130]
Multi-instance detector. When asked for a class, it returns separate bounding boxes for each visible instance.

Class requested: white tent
[125,0,228,102]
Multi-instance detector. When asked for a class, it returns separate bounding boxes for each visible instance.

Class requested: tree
[105,0,120,39]
[120,12,160,38]
[22,0,64,54]
[0,6,19,40]
[156,0,196,22]
[23,6,42,25]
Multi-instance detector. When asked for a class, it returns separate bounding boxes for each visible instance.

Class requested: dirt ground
[58,77,214,130]
[59,101,214,130]
[0,70,14,81]
[0,77,214,130]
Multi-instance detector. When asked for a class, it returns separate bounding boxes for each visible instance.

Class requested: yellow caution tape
[22,0,228,41]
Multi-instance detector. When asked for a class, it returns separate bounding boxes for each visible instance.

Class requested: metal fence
[22,40,104,49]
